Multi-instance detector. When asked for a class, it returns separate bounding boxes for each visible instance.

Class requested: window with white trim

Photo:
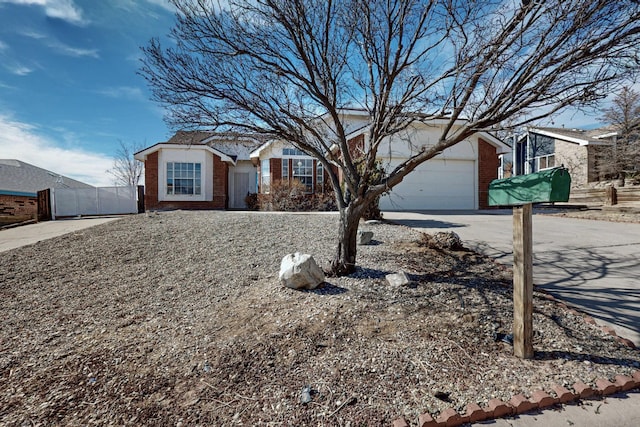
[526,133,555,173]
[282,158,289,180]
[166,162,201,195]
[535,154,555,170]
[261,159,271,193]
[292,158,313,192]
[283,147,306,156]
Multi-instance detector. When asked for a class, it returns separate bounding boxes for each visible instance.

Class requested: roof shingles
[0,159,94,194]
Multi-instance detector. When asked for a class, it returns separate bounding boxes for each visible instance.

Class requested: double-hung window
[292,159,314,192]
[166,162,201,195]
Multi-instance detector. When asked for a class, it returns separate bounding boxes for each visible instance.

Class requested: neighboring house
[138,111,508,211]
[134,131,265,210]
[0,159,94,223]
[515,127,617,188]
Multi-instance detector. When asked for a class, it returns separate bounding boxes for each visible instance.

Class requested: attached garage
[380,159,476,210]
[372,121,510,211]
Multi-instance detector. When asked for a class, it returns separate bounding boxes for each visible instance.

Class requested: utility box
[488,167,571,206]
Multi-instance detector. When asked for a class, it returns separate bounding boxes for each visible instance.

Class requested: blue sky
[0,0,177,186]
[0,0,614,187]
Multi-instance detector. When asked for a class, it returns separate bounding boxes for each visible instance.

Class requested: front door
[232,172,250,209]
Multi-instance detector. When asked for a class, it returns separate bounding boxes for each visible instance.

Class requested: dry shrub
[244,192,259,210]
[258,179,336,211]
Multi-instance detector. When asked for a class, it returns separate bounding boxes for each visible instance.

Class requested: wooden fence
[569,187,640,205]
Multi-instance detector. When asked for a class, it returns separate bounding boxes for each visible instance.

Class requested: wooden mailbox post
[488,167,571,359]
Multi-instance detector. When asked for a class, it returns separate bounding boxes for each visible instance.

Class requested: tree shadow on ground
[308,282,348,295]
[468,240,513,264]
[532,245,640,345]
[347,266,392,280]
[385,218,468,229]
[534,350,639,366]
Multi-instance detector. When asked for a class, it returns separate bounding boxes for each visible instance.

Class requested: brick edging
[393,374,640,426]
[392,290,640,426]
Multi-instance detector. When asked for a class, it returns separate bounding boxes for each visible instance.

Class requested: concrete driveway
[384,210,640,346]
[0,217,121,253]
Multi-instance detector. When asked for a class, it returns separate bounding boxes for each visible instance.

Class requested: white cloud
[96,86,144,101]
[51,42,98,58]
[5,63,34,76]
[20,29,99,58]
[141,0,176,13]
[0,40,8,51]
[0,114,114,186]
[0,0,87,25]
[19,29,46,39]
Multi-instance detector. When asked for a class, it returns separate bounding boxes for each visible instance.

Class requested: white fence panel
[97,186,137,215]
[52,186,137,218]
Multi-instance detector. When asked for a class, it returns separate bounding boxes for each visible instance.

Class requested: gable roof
[0,159,95,196]
[250,119,511,159]
[135,131,266,164]
[528,126,618,146]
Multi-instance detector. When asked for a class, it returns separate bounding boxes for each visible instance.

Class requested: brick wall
[0,194,37,224]
[212,155,228,209]
[144,151,159,209]
[143,150,227,211]
[270,158,282,185]
[478,138,499,209]
[348,134,365,159]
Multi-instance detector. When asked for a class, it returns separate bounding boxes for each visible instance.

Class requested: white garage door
[379,159,476,210]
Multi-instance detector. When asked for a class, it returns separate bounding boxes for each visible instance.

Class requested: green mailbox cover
[488,167,571,206]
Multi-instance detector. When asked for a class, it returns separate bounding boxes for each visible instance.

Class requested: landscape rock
[386,270,412,287]
[300,385,312,404]
[431,231,464,250]
[279,252,325,290]
[357,230,374,245]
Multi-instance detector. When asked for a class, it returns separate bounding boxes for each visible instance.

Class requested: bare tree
[108,140,145,187]
[598,86,640,182]
[140,0,640,275]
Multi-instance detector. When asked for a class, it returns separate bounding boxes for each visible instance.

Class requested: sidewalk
[479,392,640,427]
[0,217,121,253]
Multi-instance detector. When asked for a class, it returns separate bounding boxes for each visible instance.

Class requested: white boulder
[279,252,325,290]
[386,270,412,288]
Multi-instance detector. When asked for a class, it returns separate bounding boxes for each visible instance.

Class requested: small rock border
[392,291,639,427]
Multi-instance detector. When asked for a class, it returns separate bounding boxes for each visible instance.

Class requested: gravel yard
[1,210,638,425]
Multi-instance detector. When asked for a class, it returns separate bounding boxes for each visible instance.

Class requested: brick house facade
[141,150,230,210]
[135,133,262,211]
[137,117,507,212]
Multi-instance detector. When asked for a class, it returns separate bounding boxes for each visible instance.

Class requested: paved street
[384,210,640,346]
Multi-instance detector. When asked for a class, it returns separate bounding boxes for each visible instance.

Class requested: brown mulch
[0,211,638,426]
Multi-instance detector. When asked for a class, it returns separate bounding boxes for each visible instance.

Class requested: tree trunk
[330,205,362,276]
